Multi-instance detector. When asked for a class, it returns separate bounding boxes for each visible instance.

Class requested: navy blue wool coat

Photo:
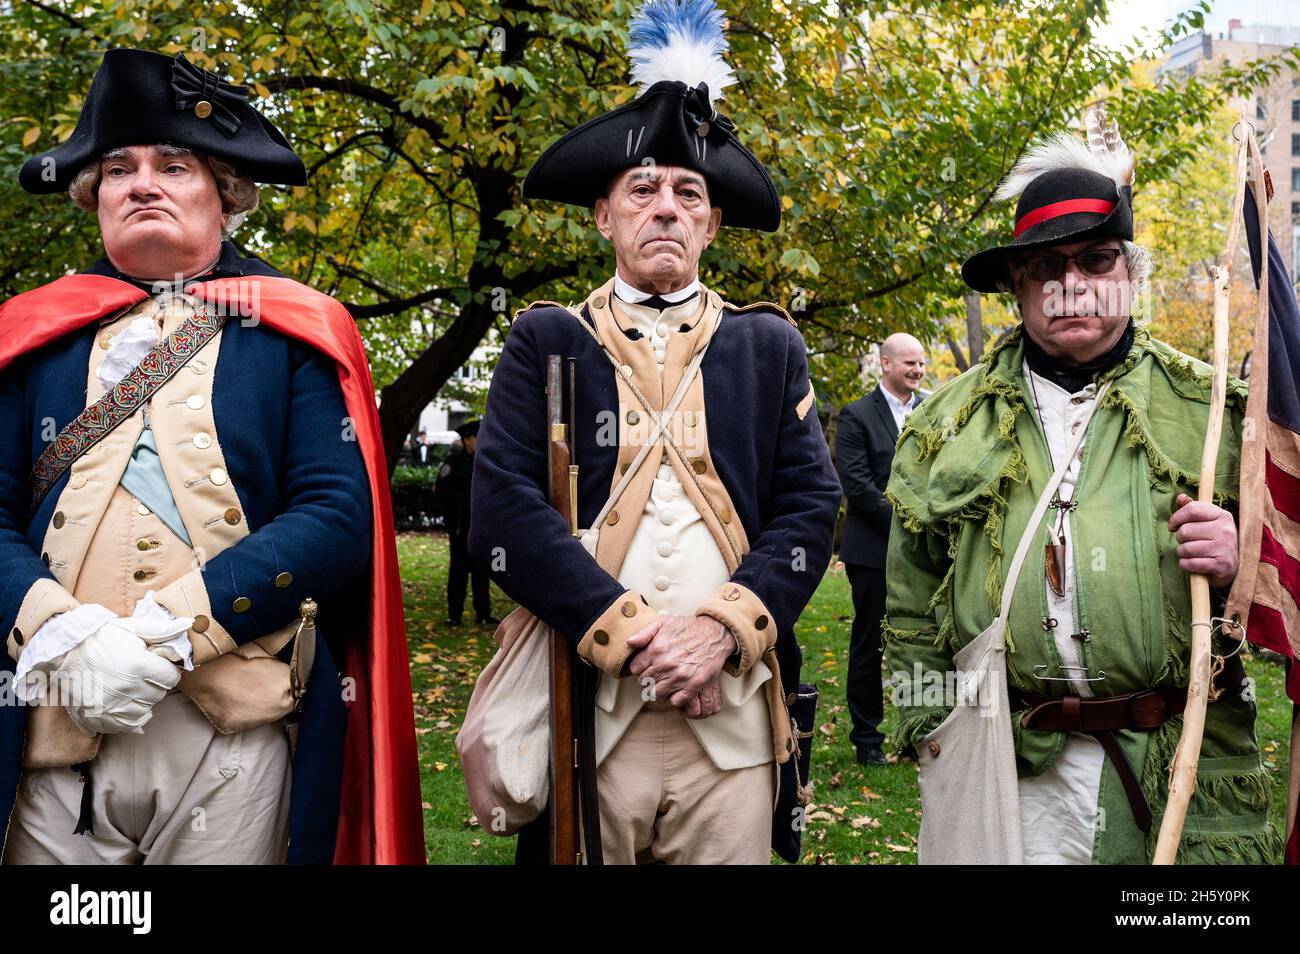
[469,297,842,707]
[0,244,371,864]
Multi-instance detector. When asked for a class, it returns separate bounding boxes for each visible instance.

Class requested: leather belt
[1009,653,1245,834]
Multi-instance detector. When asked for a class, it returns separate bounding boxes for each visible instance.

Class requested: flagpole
[1153,113,1253,864]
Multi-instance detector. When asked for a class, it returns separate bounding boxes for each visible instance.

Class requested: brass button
[133,569,155,582]
[99,335,113,350]
[194,432,213,449]
[224,508,241,525]
[51,512,65,529]
[785,692,797,706]
[927,740,941,758]
[69,473,86,490]
[232,596,252,613]
[592,294,607,309]
[619,363,632,378]
[691,459,707,474]
[275,572,293,589]
[719,505,732,524]
[606,510,619,526]
[138,504,151,516]
[195,100,213,119]
[190,359,208,375]
[186,394,206,410]
[593,629,609,646]
[12,627,23,646]
[621,600,637,618]
[136,538,156,551]
[755,614,769,630]
[723,587,740,601]
[627,410,640,425]
[192,614,210,633]
[209,467,228,486]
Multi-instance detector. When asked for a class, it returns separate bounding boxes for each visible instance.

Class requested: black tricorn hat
[522,79,780,232]
[19,48,307,194]
[522,0,779,232]
[961,167,1133,293]
[455,419,481,439]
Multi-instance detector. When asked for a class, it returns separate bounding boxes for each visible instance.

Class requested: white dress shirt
[881,383,918,432]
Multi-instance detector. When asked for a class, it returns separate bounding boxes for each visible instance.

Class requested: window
[1293,99,1300,121]
[1257,99,1267,120]
[1292,134,1300,156]
[1292,201,1300,224]
[1292,168,1300,193]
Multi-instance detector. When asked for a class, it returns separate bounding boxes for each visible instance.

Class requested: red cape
[0,273,425,865]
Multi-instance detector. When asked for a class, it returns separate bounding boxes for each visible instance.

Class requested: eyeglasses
[1016,247,1123,283]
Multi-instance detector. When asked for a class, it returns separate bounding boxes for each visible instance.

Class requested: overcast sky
[1098,0,1300,52]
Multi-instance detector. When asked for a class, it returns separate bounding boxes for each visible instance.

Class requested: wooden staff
[1153,114,1255,864]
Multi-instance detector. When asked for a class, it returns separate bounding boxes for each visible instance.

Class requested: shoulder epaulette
[511,299,580,322]
[724,300,796,327]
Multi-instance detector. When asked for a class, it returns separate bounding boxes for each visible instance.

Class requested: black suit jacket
[835,384,924,569]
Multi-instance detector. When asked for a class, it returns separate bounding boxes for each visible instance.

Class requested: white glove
[120,592,195,670]
[13,603,116,704]
[59,623,183,736]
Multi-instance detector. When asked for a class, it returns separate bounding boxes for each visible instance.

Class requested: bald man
[834,333,927,764]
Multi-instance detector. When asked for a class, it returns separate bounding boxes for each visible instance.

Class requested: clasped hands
[23,595,194,737]
[625,614,737,719]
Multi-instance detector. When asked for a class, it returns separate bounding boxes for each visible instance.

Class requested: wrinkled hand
[626,615,734,716]
[59,623,182,736]
[1169,493,1238,589]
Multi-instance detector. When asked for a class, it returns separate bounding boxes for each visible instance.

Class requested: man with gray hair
[0,49,423,865]
[835,332,927,765]
[884,123,1277,863]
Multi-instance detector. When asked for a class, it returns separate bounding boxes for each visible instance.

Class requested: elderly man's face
[1010,239,1131,364]
[594,165,721,295]
[96,144,225,281]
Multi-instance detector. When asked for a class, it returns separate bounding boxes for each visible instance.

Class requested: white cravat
[613,270,701,306]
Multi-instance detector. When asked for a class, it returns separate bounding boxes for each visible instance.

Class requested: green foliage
[2,0,1292,418]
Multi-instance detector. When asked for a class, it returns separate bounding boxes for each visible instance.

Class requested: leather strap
[29,305,226,514]
[1010,653,1247,833]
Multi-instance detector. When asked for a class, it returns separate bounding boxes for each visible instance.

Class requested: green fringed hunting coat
[882,322,1280,864]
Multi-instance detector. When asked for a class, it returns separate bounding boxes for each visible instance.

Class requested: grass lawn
[400,532,1294,865]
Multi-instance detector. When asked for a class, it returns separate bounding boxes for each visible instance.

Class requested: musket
[544,354,602,865]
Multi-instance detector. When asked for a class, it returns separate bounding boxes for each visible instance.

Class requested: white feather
[630,36,736,104]
[996,130,1134,203]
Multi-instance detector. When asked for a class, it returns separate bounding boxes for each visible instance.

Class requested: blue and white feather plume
[627,0,737,106]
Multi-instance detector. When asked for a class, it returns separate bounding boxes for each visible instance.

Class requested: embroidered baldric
[29,306,227,515]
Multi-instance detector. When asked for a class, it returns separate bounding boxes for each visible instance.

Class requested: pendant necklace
[1027,370,1071,598]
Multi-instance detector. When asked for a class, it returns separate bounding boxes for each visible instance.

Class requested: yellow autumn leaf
[22,127,40,148]
[254,83,272,100]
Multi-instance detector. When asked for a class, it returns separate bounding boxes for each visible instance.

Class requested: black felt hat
[522,0,779,232]
[455,420,481,439]
[19,48,306,194]
[962,167,1134,293]
[523,80,779,232]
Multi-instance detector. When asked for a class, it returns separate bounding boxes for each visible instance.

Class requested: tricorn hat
[455,420,481,439]
[962,112,1136,293]
[19,48,307,194]
[522,0,780,232]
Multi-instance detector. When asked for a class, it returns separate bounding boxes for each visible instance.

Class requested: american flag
[1227,178,1300,864]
